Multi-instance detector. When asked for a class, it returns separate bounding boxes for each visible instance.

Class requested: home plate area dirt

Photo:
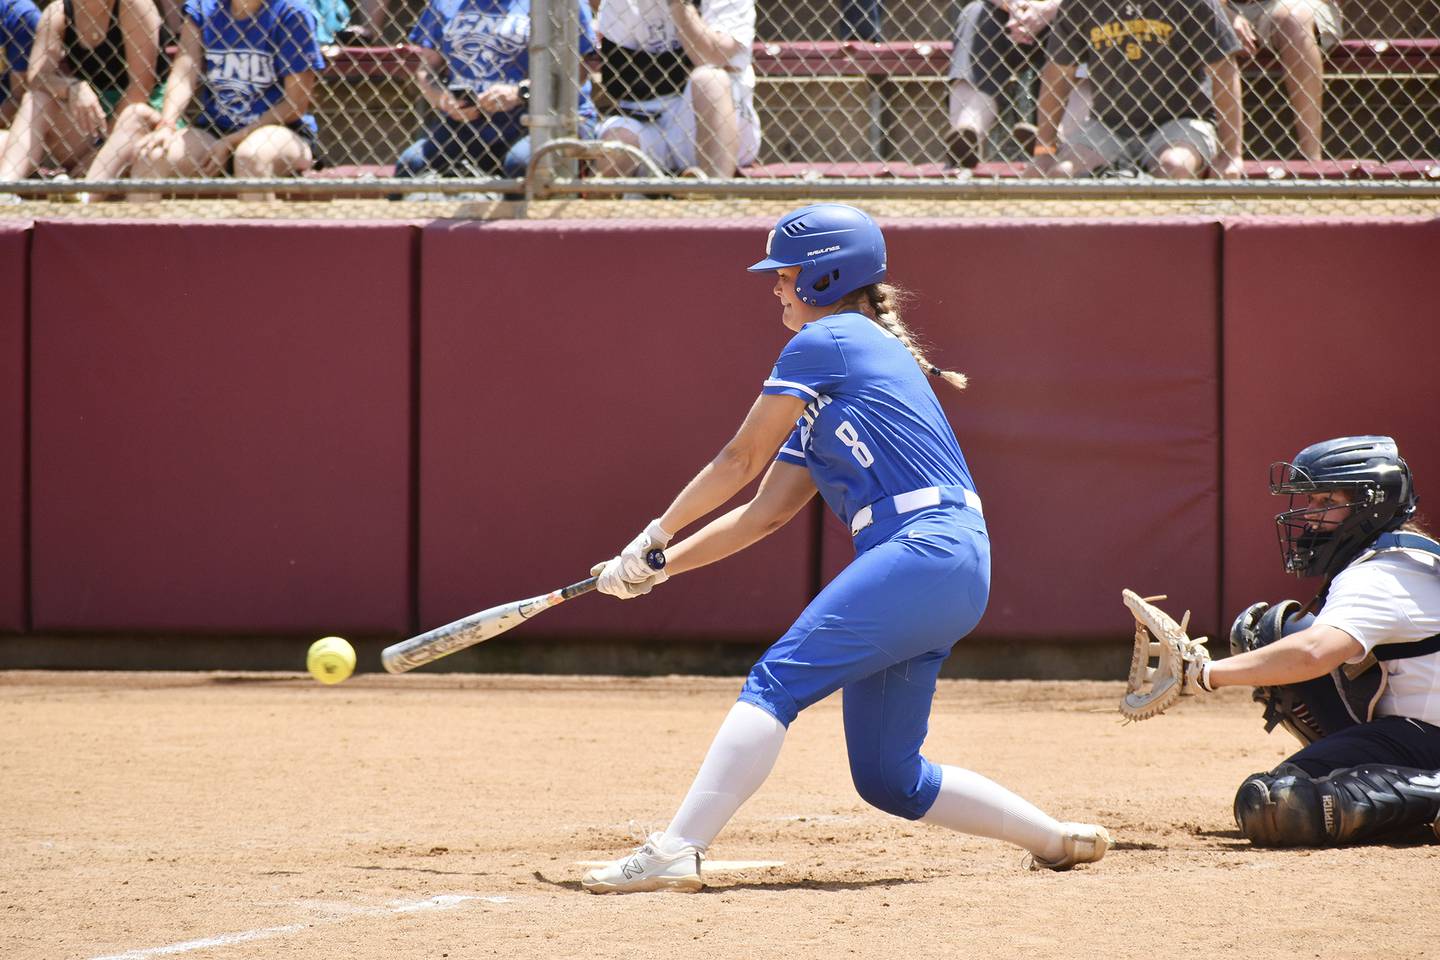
[3,672,1435,960]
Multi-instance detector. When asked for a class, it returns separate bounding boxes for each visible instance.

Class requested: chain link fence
[0,0,1436,204]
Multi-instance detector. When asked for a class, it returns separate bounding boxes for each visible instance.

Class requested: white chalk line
[573,860,785,871]
[87,893,501,960]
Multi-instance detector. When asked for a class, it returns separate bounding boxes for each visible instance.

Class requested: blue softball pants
[738,505,991,821]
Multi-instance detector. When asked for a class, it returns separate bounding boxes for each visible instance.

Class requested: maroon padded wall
[418,220,811,640]
[0,222,28,632]
[1222,219,1440,619]
[821,220,1224,639]
[29,221,415,632]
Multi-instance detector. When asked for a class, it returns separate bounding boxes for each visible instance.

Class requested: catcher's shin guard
[1234,764,1440,846]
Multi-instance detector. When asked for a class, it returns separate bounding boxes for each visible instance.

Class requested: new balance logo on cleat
[582,833,704,894]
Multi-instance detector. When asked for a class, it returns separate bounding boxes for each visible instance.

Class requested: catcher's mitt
[1120,589,1212,722]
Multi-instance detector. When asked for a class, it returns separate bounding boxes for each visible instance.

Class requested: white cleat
[1025,823,1112,871]
[581,832,704,894]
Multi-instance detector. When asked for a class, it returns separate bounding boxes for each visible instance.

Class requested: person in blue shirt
[393,0,597,181]
[580,203,1112,894]
[0,0,41,129]
[84,0,325,197]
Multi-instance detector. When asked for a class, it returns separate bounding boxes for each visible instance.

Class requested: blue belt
[850,485,983,536]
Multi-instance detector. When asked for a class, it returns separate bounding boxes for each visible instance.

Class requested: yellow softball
[307,636,356,685]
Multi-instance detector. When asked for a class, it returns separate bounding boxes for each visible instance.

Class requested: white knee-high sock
[663,700,787,850]
[920,765,1068,861]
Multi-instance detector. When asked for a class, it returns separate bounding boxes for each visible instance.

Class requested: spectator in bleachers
[1225,0,1336,161]
[590,0,760,179]
[0,0,161,182]
[947,0,1092,168]
[83,0,325,198]
[1032,0,1244,178]
[1,0,41,131]
[392,0,598,181]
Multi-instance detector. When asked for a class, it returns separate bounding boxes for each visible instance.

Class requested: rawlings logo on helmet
[744,204,887,307]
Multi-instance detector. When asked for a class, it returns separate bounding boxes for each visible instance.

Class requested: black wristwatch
[517,79,531,102]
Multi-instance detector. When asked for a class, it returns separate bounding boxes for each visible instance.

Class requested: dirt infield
[3,671,1434,960]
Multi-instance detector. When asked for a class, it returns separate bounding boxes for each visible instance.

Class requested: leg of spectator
[1051,113,1116,177]
[159,0,182,37]
[947,81,998,169]
[128,126,212,203]
[1052,145,1106,177]
[592,124,643,177]
[502,135,530,180]
[0,90,59,181]
[394,136,439,179]
[84,104,161,183]
[1058,81,1094,145]
[1152,144,1205,178]
[1271,2,1324,161]
[50,94,107,176]
[688,66,739,178]
[232,125,313,202]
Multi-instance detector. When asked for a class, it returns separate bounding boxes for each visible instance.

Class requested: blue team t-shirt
[763,312,978,530]
[185,0,326,136]
[409,0,598,127]
[1,0,40,110]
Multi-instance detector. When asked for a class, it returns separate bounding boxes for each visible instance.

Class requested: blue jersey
[1,0,40,110]
[185,0,326,136]
[409,0,597,126]
[763,313,978,531]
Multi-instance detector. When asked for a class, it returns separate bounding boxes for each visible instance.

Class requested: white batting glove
[591,557,665,600]
[618,518,672,583]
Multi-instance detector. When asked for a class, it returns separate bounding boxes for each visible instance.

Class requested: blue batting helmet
[746,204,887,306]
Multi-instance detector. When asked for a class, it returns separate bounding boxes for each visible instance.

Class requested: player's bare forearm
[657,392,806,536]
[1209,624,1362,688]
[664,462,816,575]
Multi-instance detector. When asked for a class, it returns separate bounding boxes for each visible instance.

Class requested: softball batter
[582,203,1110,893]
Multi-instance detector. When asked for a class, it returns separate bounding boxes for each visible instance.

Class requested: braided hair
[843,283,967,390]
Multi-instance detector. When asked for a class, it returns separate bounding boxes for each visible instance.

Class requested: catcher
[1125,436,1440,847]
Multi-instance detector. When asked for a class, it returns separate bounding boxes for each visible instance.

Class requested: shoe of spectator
[945,129,981,170]
[1010,123,1038,159]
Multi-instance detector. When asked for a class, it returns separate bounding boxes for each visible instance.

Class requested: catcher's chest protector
[1250,533,1440,745]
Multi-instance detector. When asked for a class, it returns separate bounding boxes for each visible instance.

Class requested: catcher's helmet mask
[747,204,887,307]
[1270,435,1417,579]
